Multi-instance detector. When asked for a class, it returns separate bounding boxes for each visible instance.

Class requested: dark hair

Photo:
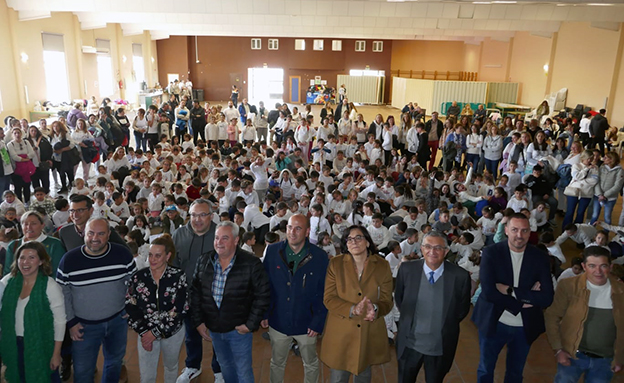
[128,229,146,247]
[583,246,611,263]
[540,231,555,244]
[564,223,578,232]
[11,241,52,277]
[69,194,93,209]
[461,232,475,244]
[54,198,69,210]
[571,257,583,267]
[340,225,379,255]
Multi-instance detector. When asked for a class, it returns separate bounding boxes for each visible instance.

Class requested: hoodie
[172,221,216,280]
[594,164,624,201]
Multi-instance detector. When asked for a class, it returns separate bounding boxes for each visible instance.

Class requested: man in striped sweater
[56,218,137,383]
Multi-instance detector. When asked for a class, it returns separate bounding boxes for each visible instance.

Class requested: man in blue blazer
[472,213,554,383]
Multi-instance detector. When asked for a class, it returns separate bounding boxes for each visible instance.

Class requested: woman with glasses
[320,225,393,383]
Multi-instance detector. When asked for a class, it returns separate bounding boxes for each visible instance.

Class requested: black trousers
[398,346,448,383]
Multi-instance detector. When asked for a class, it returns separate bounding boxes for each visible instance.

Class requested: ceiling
[6,0,624,41]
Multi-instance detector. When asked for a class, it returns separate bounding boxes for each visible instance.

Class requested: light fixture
[473,1,491,4]
[151,57,155,63]
[543,63,549,74]
[122,55,127,63]
[20,52,28,63]
[492,1,517,3]
[587,3,613,5]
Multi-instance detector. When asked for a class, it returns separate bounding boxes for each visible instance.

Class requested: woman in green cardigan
[2,211,66,277]
[0,241,66,383]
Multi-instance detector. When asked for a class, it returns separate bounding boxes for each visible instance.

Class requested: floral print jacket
[125,265,189,339]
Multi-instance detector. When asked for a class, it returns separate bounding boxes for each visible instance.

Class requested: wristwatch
[507,286,513,296]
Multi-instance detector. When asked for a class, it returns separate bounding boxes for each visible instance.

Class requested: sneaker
[261,332,271,341]
[214,372,225,383]
[291,342,300,357]
[176,367,202,383]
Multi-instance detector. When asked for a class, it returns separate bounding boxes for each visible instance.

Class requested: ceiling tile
[442,3,460,19]
[348,1,364,16]
[395,3,412,17]
[424,18,437,29]
[458,4,475,19]
[400,17,412,28]
[284,1,301,15]
[376,17,389,28]
[473,5,490,19]
[315,1,332,16]
[520,5,539,20]
[411,3,428,18]
[252,0,269,14]
[332,1,348,16]
[448,18,463,29]
[489,5,506,19]
[363,2,380,16]
[534,5,555,21]
[269,0,284,14]
[426,3,444,18]
[437,18,450,29]
[379,3,396,17]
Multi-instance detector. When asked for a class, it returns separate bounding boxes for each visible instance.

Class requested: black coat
[425,119,444,140]
[395,260,471,374]
[190,248,270,333]
[589,114,609,139]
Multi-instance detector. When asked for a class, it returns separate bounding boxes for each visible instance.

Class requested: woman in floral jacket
[126,234,188,383]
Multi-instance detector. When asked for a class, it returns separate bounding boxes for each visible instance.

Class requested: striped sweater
[56,243,136,328]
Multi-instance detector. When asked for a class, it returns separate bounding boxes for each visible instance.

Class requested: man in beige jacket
[545,246,624,382]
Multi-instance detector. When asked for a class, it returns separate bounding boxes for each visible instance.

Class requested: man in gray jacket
[173,199,222,382]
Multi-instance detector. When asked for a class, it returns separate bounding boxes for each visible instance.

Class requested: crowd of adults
[0,90,623,383]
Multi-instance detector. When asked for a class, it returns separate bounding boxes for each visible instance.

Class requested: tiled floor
[45,103,624,382]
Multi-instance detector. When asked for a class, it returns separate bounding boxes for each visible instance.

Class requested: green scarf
[0,273,55,383]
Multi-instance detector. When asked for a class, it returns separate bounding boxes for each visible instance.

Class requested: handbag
[563,184,580,197]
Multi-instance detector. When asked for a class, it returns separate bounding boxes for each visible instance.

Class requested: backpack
[67,111,78,128]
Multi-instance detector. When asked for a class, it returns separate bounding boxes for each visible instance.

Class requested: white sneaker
[214,372,225,383]
[176,367,202,383]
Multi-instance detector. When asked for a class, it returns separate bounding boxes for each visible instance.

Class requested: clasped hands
[352,296,376,321]
[496,281,541,308]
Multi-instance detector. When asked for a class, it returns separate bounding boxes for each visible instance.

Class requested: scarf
[0,273,55,383]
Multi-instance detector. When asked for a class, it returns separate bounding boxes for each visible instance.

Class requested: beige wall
[508,32,552,107]
[0,3,157,123]
[463,43,481,74]
[391,40,466,73]
[478,38,511,82]
[549,22,620,113]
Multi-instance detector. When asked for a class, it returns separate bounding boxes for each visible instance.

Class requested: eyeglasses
[421,244,447,253]
[69,208,89,214]
[190,213,211,219]
[346,235,365,244]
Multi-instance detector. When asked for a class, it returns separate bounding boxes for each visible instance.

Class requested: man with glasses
[58,194,128,251]
[261,213,328,383]
[472,213,554,383]
[173,199,223,383]
[395,231,471,382]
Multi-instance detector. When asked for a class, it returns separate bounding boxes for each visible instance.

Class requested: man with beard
[56,218,136,382]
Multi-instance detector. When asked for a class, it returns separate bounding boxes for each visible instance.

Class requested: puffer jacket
[567,163,599,198]
[545,273,624,367]
[594,164,624,201]
[483,135,503,161]
[190,248,270,333]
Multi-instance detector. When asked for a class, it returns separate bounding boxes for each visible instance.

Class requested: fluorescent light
[587,3,613,5]
[492,1,517,3]
[473,1,491,4]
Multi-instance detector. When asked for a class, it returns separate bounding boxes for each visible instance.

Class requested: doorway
[248,68,284,107]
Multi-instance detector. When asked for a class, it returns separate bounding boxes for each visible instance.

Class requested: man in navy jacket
[261,213,329,383]
[472,213,554,383]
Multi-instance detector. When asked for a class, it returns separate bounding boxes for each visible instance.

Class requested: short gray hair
[190,198,216,212]
[422,231,449,248]
[216,221,239,238]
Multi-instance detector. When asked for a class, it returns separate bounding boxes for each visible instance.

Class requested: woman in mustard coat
[320,225,394,382]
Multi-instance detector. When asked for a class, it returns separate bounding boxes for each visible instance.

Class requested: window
[0,89,3,114]
[313,40,324,51]
[295,39,306,51]
[355,41,366,52]
[132,43,145,85]
[349,69,385,77]
[42,33,70,103]
[268,39,279,50]
[96,39,114,98]
[251,38,261,50]
[332,40,342,51]
[372,41,383,52]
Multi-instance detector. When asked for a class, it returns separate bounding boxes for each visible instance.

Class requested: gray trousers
[329,366,372,383]
[137,327,185,383]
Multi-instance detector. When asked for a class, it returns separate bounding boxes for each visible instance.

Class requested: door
[290,76,301,104]
[247,68,284,106]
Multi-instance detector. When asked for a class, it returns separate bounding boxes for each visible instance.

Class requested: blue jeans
[484,158,500,180]
[555,352,614,383]
[134,132,147,152]
[466,153,481,170]
[0,175,10,194]
[477,322,532,383]
[563,196,592,229]
[183,317,221,373]
[591,197,617,225]
[72,312,127,383]
[210,329,254,383]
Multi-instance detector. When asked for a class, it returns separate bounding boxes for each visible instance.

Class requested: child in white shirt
[477,206,498,246]
[318,232,336,258]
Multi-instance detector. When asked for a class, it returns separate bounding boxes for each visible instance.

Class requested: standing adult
[126,234,189,383]
[146,105,160,150]
[7,126,36,203]
[50,122,76,194]
[0,241,66,383]
[0,127,14,193]
[334,98,350,122]
[174,100,190,143]
[545,246,623,382]
[56,218,137,382]
[472,213,554,383]
[415,123,431,170]
[3,211,66,277]
[190,221,270,383]
[231,85,239,107]
[71,118,95,181]
[261,214,329,383]
[66,103,87,130]
[395,231,471,383]
[425,112,444,171]
[173,199,221,383]
[579,112,592,148]
[562,150,599,229]
[58,194,128,251]
[255,101,269,144]
[132,108,149,152]
[26,125,53,194]
[223,101,241,127]
[589,109,609,154]
[320,225,393,382]
[190,100,206,144]
[483,126,503,180]
[238,98,251,126]
[591,151,624,225]
[368,114,384,141]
